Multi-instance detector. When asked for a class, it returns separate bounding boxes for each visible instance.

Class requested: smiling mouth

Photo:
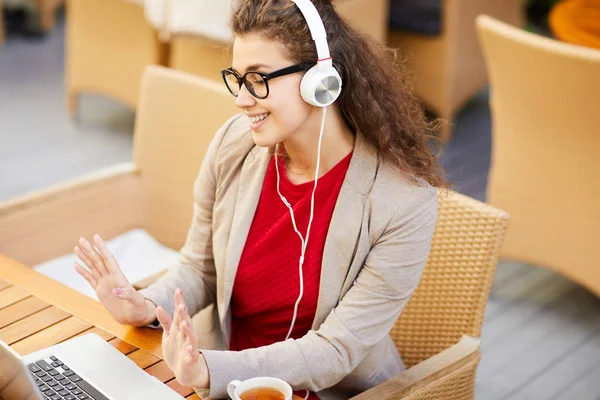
[248,113,270,124]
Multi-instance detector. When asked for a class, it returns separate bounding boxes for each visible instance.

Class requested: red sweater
[230,151,352,398]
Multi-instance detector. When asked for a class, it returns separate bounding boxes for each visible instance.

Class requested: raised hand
[74,234,155,326]
[156,288,210,389]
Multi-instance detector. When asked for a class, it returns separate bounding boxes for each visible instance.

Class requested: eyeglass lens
[223,71,268,99]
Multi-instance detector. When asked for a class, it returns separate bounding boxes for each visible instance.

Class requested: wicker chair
[0,0,65,44]
[65,0,168,117]
[351,190,509,399]
[0,66,510,399]
[476,15,600,297]
[387,0,523,142]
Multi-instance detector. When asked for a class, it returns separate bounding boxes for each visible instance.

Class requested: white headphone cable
[275,106,327,342]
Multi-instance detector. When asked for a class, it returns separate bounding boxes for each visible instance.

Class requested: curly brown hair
[231,0,446,188]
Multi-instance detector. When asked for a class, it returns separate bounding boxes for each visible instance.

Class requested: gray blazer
[140,114,438,399]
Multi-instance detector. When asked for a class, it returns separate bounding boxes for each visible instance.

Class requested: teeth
[250,113,269,123]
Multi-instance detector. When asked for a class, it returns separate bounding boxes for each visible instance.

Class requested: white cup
[227,377,293,400]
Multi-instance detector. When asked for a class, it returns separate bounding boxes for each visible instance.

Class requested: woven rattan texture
[394,190,509,368]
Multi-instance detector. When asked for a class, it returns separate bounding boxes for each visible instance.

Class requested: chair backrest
[133,66,239,249]
[334,0,390,42]
[393,190,509,367]
[476,16,600,295]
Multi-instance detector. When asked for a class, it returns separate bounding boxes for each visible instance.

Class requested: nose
[235,84,256,109]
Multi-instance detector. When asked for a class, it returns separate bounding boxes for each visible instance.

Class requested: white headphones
[276,2,340,351]
[291,0,342,107]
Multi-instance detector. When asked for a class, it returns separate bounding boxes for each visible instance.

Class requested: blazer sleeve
[201,184,439,398]
[138,115,237,318]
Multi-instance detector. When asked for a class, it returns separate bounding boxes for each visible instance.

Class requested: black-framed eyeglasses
[220,64,307,99]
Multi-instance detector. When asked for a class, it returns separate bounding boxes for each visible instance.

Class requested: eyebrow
[231,63,273,74]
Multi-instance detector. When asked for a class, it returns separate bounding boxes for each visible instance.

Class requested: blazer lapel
[221,145,271,327]
[313,133,379,328]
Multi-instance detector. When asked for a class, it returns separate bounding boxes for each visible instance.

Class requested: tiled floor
[1,11,599,400]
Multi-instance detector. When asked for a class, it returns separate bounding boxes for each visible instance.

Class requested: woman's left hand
[156,288,210,389]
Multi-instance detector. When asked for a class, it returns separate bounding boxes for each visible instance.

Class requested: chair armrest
[350,335,481,400]
[132,268,168,290]
[0,163,146,266]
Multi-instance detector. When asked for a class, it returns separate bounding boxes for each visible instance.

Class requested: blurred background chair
[0,64,510,399]
[167,34,231,83]
[334,0,390,42]
[35,0,64,33]
[387,0,524,142]
[167,0,390,82]
[65,0,168,117]
[63,0,389,117]
[0,66,237,275]
[0,0,4,45]
[476,15,600,296]
[0,0,64,43]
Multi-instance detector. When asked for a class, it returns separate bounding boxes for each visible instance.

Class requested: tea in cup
[227,377,292,400]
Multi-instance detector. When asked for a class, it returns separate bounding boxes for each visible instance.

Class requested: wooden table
[0,253,200,399]
[0,253,304,400]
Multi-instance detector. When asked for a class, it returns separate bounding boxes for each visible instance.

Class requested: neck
[282,106,355,184]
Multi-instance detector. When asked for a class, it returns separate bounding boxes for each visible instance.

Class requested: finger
[172,303,184,333]
[113,286,138,301]
[174,289,189,318]
[182,319,198,347]
[74,262,97,288]
[74,245,94,270]
[74,246,101,281]
[79,237,109,277]
[178,302,194,336]
[183,327,199,363]
[172,289,184,322]
[174,288,185,309]
[156,306,173,334]
[93,234,120,275]
[184,343,199,363]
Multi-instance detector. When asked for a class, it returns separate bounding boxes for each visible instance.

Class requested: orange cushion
[549,0,600,49]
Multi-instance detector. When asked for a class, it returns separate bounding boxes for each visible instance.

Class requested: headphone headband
[290,0,341,107]
[290,0,332,68]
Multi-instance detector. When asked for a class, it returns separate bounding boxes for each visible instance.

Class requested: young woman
[73,0,445,398]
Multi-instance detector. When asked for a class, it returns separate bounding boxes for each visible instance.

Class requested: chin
[251,129,280,148]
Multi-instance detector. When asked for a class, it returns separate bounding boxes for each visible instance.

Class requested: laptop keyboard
[28,356,109,400]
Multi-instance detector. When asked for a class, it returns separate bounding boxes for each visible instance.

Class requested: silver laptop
[0,333,184,400]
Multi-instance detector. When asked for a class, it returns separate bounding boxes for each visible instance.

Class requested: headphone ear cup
[300,65,343,107]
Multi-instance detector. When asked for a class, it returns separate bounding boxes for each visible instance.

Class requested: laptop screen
[0,340,42,400]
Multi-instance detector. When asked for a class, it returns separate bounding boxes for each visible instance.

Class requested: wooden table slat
[144,360,175,382]
[0,295,50,329]
[0,286,29,309]
[108,337,138,355]
[69,327,115,342]
[0,306,71,344]
[166,379,195,397]
[0,279,10,291]
[11,316,92,355]
[127,348,162,369]
[186,393,201,399]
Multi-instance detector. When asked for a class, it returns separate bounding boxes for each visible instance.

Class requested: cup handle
[227,380,241,399]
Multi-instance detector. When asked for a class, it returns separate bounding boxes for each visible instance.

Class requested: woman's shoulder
[371,160,439,224]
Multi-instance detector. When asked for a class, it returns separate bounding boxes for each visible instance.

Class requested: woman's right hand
[73,234,156,326]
